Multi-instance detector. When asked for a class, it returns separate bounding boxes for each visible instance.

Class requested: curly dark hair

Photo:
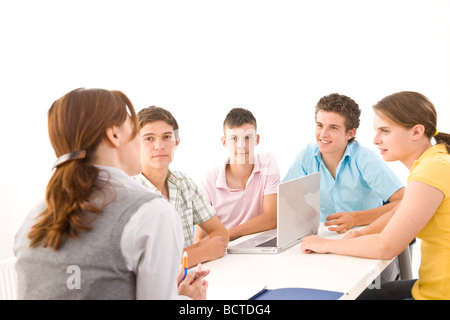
[315,93,361,143]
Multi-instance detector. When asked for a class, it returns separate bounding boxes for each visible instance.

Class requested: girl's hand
[301,235,329,254]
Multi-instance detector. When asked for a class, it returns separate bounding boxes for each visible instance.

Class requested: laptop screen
[277,172,320,247]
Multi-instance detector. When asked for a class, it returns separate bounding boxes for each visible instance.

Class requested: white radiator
[0,257,17,300]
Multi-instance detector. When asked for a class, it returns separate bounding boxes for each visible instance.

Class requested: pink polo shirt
[201,153,280,229]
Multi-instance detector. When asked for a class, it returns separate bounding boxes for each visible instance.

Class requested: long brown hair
[28,88,139,250]
[373,91,450,154]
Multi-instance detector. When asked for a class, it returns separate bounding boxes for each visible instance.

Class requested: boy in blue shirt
[284,93,404,234]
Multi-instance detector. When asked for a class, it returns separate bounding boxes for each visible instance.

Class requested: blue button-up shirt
[283,141,404,222]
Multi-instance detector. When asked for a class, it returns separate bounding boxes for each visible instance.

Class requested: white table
[204,224,392,300]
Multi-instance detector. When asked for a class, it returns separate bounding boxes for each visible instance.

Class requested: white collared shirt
[96,166,187,299]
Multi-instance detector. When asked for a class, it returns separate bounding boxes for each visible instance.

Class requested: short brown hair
[223,108,257,133]
[137,106,179,140]
[315,93,361,143]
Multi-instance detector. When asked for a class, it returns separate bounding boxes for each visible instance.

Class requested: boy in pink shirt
[198,108,280,241]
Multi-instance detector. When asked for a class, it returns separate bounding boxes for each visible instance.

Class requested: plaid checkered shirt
[133,171,216,247]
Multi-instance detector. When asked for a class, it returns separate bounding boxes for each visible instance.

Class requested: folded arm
[186,215,229,267]
[228,193,277,241]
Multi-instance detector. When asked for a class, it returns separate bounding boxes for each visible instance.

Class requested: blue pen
[182,252,188,280]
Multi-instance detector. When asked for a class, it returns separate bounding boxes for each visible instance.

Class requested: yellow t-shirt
[410,144,450,300]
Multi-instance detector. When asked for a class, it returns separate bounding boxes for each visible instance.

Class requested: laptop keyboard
[256,237,277,247]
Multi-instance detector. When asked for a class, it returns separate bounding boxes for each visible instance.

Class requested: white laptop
[227,172,320,254]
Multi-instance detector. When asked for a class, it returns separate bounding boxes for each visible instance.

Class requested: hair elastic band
[434,129,439,137]
[53,150,86,169]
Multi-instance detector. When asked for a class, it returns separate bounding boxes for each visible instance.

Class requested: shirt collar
[166,170,180,188]
[344,141,357,159]
[96,165,130,183]
[137,170,179,194]
[216,154,261,189]
[95,165,147,192]
[314,141,357,164]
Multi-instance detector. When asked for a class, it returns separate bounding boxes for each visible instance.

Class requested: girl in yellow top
[301,91,450,300]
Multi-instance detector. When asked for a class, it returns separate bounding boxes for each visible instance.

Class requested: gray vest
[14,185,159,300]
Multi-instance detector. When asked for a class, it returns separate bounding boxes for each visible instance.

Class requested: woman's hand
[177,263,210,300]
[301,235,330,254]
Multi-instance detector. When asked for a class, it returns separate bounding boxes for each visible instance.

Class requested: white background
[1,0,449,260]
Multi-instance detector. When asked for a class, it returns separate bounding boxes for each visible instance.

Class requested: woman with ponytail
[301,91,450,300]
[14,88,208,300]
